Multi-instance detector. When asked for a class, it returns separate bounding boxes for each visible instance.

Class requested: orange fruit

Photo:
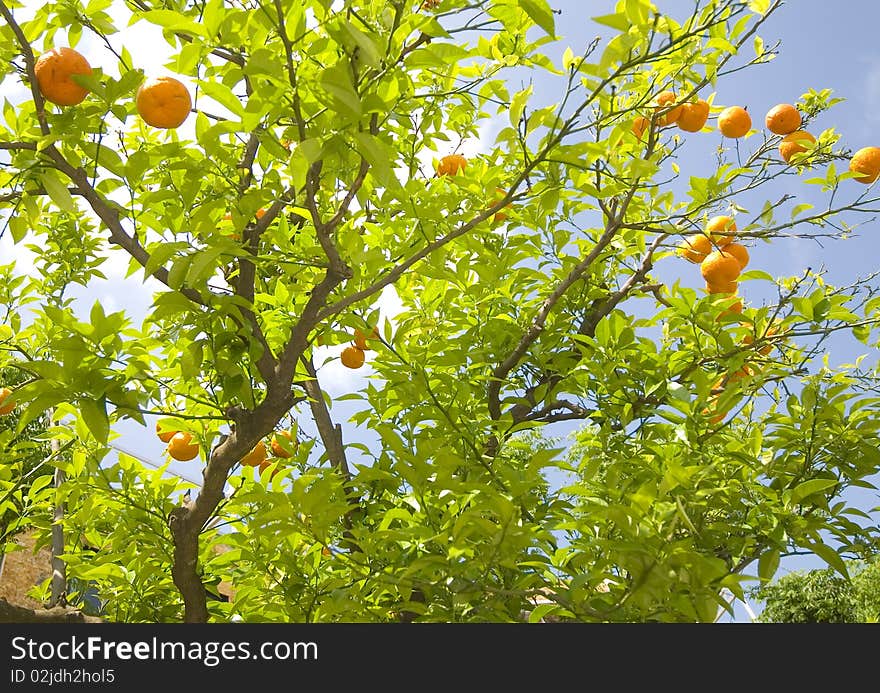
[654,91,682,126]
[136,76,192,129]
[270,430,297,458]
[701,250,742,284]
[705,280,738,294]
[353,327,379,350]
[722,242,750,270]
[34,47,92,106]
[744,324,780,356]
[778,130,816,163]
[631,116,649,140]
[678,234,713,263]
[341,345,366,369]
[167,432,200,461]
[717,297,744,320]
[705,215,736,246]
[728,365,755,382]
[677,99,710,133]
[717,106,751,138]
[156,421,179,443]
[241,441,268,467]
[491,187,511,223]
[764,103,801,135]
[258,459,282,478]
[0,387,16,415]
[849,146,880,184]
[422,0,441,8]
[704,378,728,425]
[437,154,467,176]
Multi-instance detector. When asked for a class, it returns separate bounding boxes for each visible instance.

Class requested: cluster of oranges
[678,214,749,318]
[651,95,878,425]
[340,327,379,369]
[33,46,192,129]
[631,90,713,138]
[158,421,297,477]
[633,91,880,184]
[765,103,880,181]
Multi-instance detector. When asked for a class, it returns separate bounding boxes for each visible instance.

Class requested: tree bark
[0,597,101,623]
[49,438,66,608]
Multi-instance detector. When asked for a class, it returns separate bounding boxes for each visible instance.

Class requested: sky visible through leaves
[1,0,879,622]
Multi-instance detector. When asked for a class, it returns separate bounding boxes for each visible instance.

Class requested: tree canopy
[1,0,879,623]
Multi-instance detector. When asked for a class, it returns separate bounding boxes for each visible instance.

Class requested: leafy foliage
[0,0,879,622]
[751,558,880,623]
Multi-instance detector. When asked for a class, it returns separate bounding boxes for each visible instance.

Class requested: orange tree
[1,0,879,622]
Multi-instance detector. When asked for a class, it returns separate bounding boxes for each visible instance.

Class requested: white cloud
[863,60,880,128]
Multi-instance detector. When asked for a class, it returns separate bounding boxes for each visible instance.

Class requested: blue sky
[2,0,879,622]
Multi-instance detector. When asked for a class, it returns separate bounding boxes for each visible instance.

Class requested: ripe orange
[764,103,801,135]
[678,234,713,263]
[654,91,682,126]
[353,327,379,350]
[705,280,738,294]
[0,387,16,415]
[34,47,92,106]
[167,432,200,461]
[270,430,297,458]
[704,378,728,425]
[437,154,467,176]
[156,421,179,443]
[701,250,742,284]
[341,345,366,369]
[136,76,192,129]
[744,324,780,356]
[631,116,649,140]
[491,187,511,223]
[849,146,880,184]
[730,365,755,382]
[717,297,744,320]
[677,99,710,133]
[706,215,736,246]
[258,459,282,478]
[778,130,815,163]
[722,242,750,270]
[241,441,267,467]
[717,106,751,138]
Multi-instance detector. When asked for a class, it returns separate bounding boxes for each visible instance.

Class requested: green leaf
[519,0,556,37]
[142,9,206,36]
[753,35,764,58]
[319,64,362,120]
[591,12,629,32]
[748,0,771,15]
[527,602,559,623]
[343,22,382,68]
[79,397,109,444]
[353,132,394,188]
[509,85,532,127]
[808,541,849,579]
[186,246,226,285]
[758,548,780,582]
[197,79,245,118]
[144,241,188,278]
[790,202,814,219]
[791,478,837,505]
[38,172,77,214]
